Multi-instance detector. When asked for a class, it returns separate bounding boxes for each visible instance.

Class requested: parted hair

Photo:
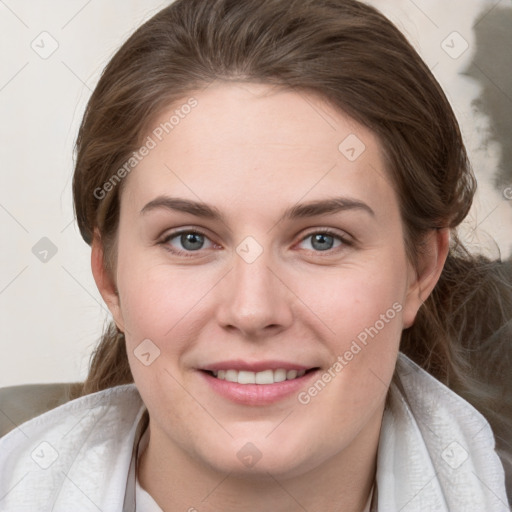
[71,0,512,490]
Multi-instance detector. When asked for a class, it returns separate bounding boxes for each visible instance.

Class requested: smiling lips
[199,360,319,404]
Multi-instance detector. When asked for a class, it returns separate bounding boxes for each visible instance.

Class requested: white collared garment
[0,353,509,511]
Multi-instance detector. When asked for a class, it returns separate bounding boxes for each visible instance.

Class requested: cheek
[294,256,407,401]
[117,258,224,398]
[116,250,213,338]
[297,258,407,344]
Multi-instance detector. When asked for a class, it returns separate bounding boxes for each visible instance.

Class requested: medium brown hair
[71,0,511,487]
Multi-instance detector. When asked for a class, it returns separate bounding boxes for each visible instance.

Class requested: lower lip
[199,370,320,405]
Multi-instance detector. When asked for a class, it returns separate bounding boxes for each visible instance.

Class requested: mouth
[197,361,321,405]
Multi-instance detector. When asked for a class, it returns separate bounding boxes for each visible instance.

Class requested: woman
[0,0,510,510]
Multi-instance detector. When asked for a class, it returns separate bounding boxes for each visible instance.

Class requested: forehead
[121,81,395,217]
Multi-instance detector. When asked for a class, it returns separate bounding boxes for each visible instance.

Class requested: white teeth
[210,368,309,384]
[274,369,287,382]
[238,371,256,384]
[225,369,238,383]
[255,370,274,384]
[286,370,298,380]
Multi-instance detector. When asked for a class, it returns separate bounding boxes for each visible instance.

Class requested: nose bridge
[216,238,293,335]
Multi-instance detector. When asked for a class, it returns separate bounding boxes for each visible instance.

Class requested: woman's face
[96,81,435,477]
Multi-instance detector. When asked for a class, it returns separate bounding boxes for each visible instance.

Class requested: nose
[215,246,294,339]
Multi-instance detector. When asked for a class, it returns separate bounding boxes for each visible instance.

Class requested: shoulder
[376,353,509,511]
[0,384,145,511]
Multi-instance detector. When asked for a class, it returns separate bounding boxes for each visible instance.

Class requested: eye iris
[311,233,334,251]
[182,232,204,250]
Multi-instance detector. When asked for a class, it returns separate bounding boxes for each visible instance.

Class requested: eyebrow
[140,195,375,222]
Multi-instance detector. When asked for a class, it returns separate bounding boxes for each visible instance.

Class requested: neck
[137,410,382,512]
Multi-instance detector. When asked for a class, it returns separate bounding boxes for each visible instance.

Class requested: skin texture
[92,82,449,512]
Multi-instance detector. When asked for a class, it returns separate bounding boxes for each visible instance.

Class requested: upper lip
[200,360,317,372]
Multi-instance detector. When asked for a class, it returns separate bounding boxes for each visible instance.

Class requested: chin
[195,432,324,480]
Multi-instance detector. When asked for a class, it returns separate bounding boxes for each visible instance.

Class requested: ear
[91,228,125,333]
[401,228,450,329]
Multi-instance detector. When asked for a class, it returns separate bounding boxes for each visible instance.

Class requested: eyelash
[158,228,353,258]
